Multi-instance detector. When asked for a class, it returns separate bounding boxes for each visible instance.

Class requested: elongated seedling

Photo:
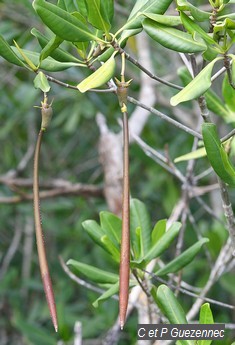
[33,96,58,332]
[116,72,132,329]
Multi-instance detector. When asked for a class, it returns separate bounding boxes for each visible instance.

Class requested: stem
[119,110,130,330]
[33,129,58,332]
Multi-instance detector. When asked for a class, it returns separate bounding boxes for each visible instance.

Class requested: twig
[112,41,183,90]
[128,96,202,139]
[143,269,235,311]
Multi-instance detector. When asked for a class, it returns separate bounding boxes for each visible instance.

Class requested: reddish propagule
[33,95,58,332]
[116,74,132,329]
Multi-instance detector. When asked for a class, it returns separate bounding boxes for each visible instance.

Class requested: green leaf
[155,238,209,276]
[75,0,87,17]
[199,303,214,324]
[67,259,119,284]
[0,35,27,68]
[180,12,218,46]
[177,65,235,121]
[156,285,194,345]
[100,211,121,247]
[202,122,235,186]
[151,219,167,245]
[222,61,235,112]
[142,13,182,26]
[176,0,210,21]
[31,28,82,63]
[57,0,77,12]
[139,222,181,263]
[143,19,207,53]
[39,35,63,62]
[85,0,111,33]
[130,199,152,256]
[174,147,206,163]
[171,58,222,106]
[198,303,214,345]
[11,46,85,71]
[33,0,99,43]
[34,72,51,92]
[93,281,119,307]
[100,235,120,262]
[77,53,116,92]
[157,285,188,323]
[82,219,107,250]
[124,0,173,30]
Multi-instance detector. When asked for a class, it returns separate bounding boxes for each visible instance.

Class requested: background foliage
[0,0,235,344]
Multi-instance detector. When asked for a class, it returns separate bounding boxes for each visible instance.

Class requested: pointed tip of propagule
[42,271,58,333]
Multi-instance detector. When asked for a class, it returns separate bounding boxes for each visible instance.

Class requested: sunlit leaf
[171,58,222,106]
[77,54,116,92]
[0,35,27,68]
[34,72,51,92]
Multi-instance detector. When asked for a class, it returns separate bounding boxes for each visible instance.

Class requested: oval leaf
[155,238,209,276]
[202,122,235,186]
[143,19,207,53]
[34,72,51,92]
[33,0,98,42]
[171,57,222,106]
[140,222,181,263]
[77,54,116,92]
[67,259,119,284]
[0,35,27,68]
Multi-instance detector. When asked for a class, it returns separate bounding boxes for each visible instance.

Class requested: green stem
[33,129,58,332]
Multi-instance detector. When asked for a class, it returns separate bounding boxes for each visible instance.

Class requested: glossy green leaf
[33,0,99,43]
[31,28,81,63]
[130,199,152,256]
[11,46,85,71]
[171,58,222,106]
[157,285,187,323]
[177,0,210,21]
[100,211,121,248]
[151,219,167,245]
[39,35,63,62]
[57,0,77,12]
[100,235,120,262]
[77,54,116,92]
[157,285,193,345]
[198,303,214,345]
[202,122,235,186]
[199,303,214,325]
[213,17,235,34]
[93,281,119,307]
[178,66,235,121]
[222,63,235,112]
[82,219,107,250]
[142,13,182,26]
[143,19,207,53]
[124,0,173,30]
[139,222,181,263]
[75,0,87,17]
[0,35,27,68]
[67,259,119,284]
[155,238,209,276]
[85,0,111,33]
[175,147,206,163]
[180,12,218,46]
[34,72,51,92]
